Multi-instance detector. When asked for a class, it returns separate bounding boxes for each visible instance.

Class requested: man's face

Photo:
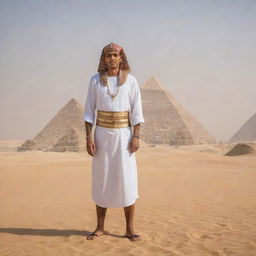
[104,50,122,69]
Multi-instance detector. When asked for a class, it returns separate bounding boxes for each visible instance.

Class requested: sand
[0,144,256,256]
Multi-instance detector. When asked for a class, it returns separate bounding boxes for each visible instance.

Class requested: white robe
[83,73,144,207]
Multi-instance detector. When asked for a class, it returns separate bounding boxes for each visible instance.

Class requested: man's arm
[85,121,96,156]
[129,123,141,153]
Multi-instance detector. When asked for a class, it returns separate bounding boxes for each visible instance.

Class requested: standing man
[83,42,144,241]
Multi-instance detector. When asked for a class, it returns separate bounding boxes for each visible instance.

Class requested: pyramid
[225,142,256,156]
[52,128,86,152]
[18,75,216,151]
[18,98,86,151]
[140,76,215,145]
[229,113,256,143]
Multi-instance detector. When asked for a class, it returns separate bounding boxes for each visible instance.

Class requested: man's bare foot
[125,233,141,241]
[87,230,104,240]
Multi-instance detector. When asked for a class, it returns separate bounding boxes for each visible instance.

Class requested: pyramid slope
[52,128,86,152]
[164,91,215,144]
[140,77,215,145]
[229,113,256,142]
[225,142,256,156]
[19,98,85,151]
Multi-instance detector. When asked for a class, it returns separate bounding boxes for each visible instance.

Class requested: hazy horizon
[1,0,256,141]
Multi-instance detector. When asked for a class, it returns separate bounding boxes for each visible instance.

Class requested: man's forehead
[105,50,121,55]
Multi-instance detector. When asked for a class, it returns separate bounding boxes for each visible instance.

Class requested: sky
[1,0,256,141]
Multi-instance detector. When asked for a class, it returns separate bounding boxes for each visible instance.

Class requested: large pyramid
[18,99,85,151]
[140,76,215,145]
[229,113,256,143]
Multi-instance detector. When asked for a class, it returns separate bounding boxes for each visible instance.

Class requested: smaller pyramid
[18,98,85,151]
[51,128,86,152]
[229,113,256,142]
[225,142,256,156]
[17,139,38,151]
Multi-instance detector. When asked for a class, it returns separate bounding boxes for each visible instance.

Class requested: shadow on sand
[0,227,125,238]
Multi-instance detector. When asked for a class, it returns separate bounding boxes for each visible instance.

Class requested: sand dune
[0,146,256,256]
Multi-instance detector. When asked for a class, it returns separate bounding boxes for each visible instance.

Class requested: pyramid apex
[64,98,83,109]
[67,98,79,105]
[141,76,165,91]
[150,75,158,81]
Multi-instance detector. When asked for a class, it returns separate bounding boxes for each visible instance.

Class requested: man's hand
[129,136,139,153]
[86,138,96,156]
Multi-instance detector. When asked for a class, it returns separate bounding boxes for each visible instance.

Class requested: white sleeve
[83,77,96,124]
[130,77,144,126]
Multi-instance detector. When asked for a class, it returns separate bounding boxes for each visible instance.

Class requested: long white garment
[83,73,144,207]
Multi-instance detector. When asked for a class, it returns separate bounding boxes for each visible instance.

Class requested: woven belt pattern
[97,110,130,128]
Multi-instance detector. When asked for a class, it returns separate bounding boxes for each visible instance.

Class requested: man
[83,42,144,241]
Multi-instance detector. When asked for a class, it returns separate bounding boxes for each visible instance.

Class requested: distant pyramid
[229,113,256,143]
[140,76,215,145]
[18,98,85,151]
[52,128,86,152]
[225,142,256,156]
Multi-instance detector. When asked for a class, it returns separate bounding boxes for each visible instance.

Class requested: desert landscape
[1,141,256,256]
[1,1,256,255]
[1,76,256,256]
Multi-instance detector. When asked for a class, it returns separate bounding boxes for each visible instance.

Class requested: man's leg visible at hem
[124,203,141,241]
[87,204,107,240]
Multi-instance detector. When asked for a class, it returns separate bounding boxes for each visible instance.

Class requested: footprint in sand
[186,231,222,256]
[186,231,214,241]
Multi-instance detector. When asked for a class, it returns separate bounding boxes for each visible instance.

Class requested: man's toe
[87,232,102,240]
[126,234,141,241]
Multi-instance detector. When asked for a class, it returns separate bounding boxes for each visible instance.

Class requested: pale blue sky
[1,0,256,141]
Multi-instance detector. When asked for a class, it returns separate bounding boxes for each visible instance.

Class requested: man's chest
[95,83,132,106]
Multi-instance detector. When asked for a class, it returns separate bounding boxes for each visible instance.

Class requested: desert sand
[1,143,256,256]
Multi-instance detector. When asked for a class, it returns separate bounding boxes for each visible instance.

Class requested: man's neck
[108,67,120,77]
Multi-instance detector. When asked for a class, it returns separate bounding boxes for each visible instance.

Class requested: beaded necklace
[107,76,119,101]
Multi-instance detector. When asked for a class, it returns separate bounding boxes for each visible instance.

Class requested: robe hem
[93,197,139,208]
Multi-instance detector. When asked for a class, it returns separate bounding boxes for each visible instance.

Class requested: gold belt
[96,110,130,128]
